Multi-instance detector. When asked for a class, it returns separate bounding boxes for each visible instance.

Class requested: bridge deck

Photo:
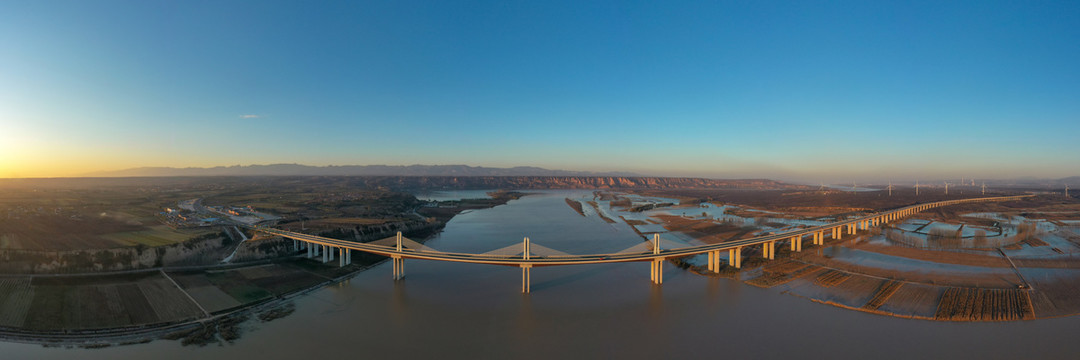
[249,195,1030,267]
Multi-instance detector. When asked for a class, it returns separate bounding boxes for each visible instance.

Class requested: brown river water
[2,191,1078,359]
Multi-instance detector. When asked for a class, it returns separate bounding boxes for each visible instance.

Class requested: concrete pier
[727,246,742,268]
[522,265,532,293]
[392,256,404,280]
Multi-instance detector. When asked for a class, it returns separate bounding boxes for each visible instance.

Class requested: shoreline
[0,257,387,347]
[627,190,1080,323]
[0,192,532,348]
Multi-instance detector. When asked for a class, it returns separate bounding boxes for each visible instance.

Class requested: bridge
[247,195,1031,293]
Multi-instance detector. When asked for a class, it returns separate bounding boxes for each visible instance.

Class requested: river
[3,191,1078,359]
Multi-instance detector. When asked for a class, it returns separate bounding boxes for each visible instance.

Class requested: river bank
[0,191,530,347]
[638,196,1080,321]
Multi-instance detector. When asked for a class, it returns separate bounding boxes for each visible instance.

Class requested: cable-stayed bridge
[248,195,1030,293]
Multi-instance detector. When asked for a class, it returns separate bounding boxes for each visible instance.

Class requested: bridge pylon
[649,234,663,284]
[522,237,531,293]
[392,232,405,280]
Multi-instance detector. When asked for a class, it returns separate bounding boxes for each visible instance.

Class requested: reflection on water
[3,191,1080,359]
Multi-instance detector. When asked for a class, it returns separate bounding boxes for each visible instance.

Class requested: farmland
[0,272,204,331]
[637,187,1080,322]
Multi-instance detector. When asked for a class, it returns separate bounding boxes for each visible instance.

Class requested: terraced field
[167,263,328,314]
[0,277,32,327]
[934,288,1034,321]
[814,270,851,287]
[863,281,904,310]
[9,273,205,331]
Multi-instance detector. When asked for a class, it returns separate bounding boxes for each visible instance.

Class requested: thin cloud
[239,114,260,119]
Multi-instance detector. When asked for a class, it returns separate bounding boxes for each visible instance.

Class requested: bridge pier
[522,265,532,293]
[650,259,664,284]
[329,246,335,261]
[768,241,775,259]
[307,243,313,258]
[338,248,345,267]
[727,247,742,268]
[649,234,664,284]
[322,245,329,263]
[345,249,351,265]
[708,251,715,272]
[392,256,404,280]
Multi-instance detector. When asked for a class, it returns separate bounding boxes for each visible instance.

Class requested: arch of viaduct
[248,195,1031,293]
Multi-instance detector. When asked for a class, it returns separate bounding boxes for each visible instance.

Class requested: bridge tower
[392,232,405,280]
[650,234,663,284]
[522,237,532,293]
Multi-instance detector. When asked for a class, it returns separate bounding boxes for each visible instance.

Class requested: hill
[86,164,640,177]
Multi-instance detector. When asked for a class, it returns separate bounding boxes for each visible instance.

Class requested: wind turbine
[981,182,986,195]
[1067,184,1070,198]
[887,181,893,196]
[944,181,949,195]
[819,182,826,195]
[915,180,920,196]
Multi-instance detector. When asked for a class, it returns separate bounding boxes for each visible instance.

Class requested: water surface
[4,191,1078,359]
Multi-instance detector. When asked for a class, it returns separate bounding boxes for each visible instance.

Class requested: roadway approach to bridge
[247,195,1031,293]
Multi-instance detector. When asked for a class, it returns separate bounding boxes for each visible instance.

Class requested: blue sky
[1,1,1078,181]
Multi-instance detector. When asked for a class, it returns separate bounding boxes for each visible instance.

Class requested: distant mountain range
[982,176,1080,188]
[87,164,642,178]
